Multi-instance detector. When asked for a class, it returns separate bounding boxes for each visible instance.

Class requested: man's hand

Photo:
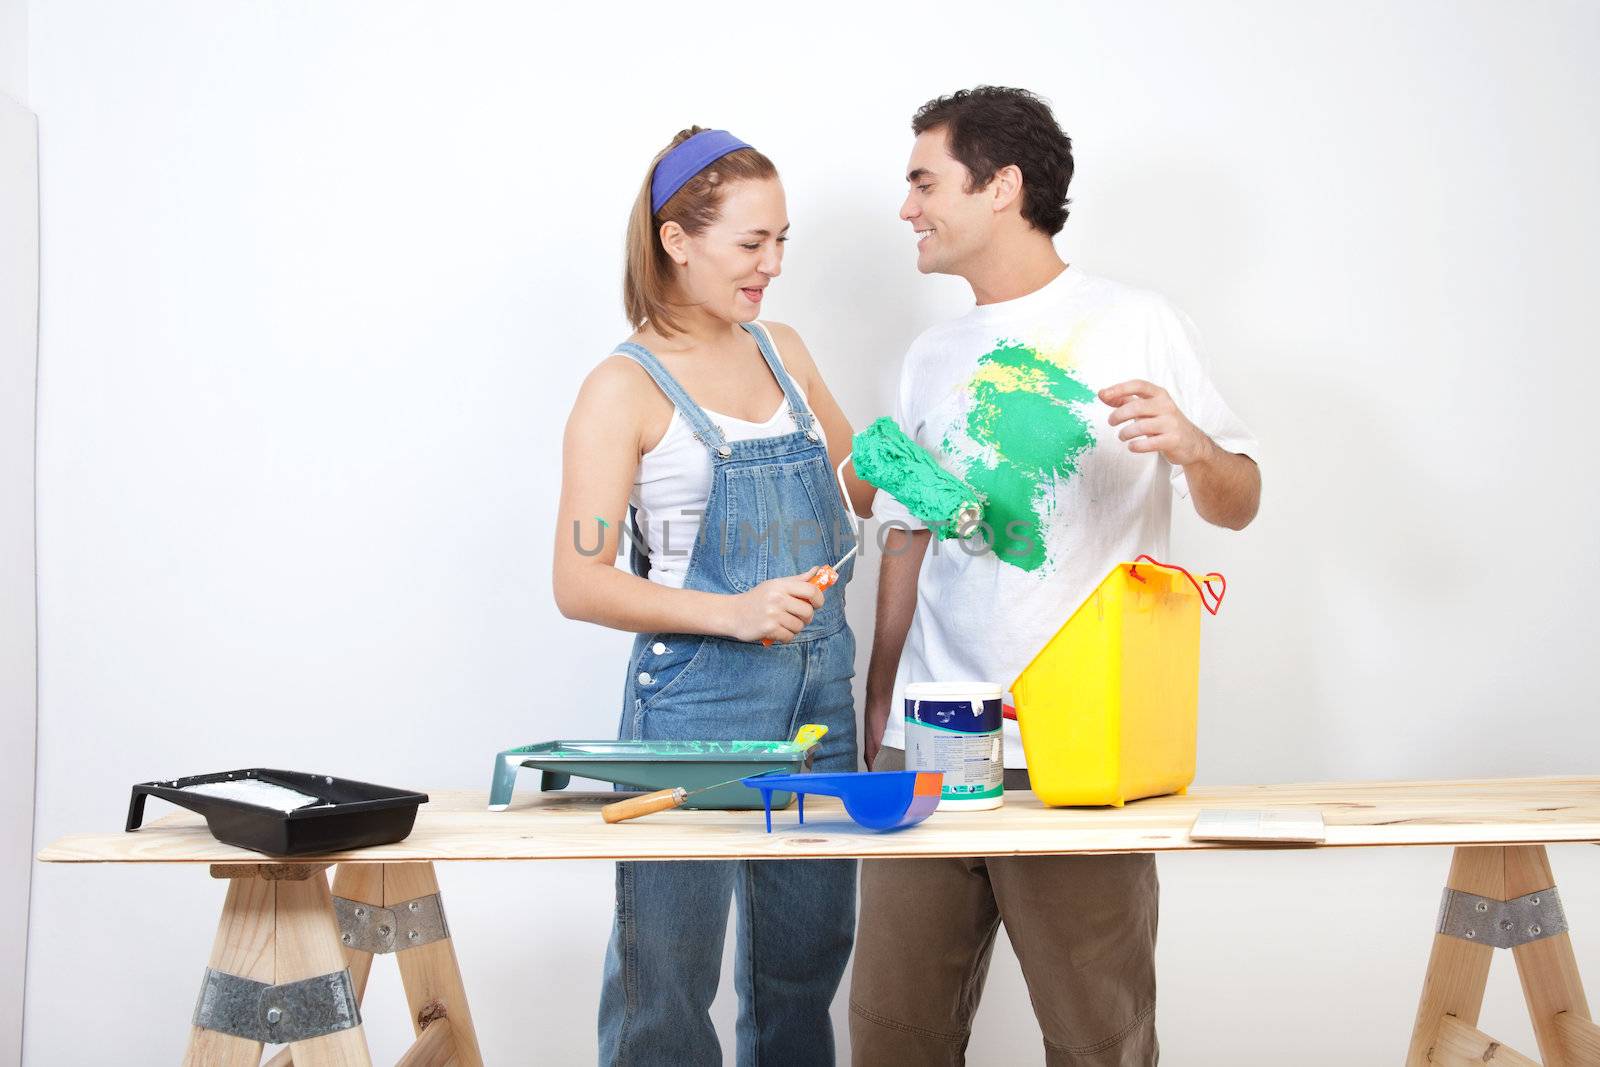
[864,527,930,772]
[1099,379,1217,467]
[863,697,891,770]
[1101,379,1261,530]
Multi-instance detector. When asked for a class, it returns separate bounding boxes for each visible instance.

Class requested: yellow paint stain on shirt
[963,334,1085,403]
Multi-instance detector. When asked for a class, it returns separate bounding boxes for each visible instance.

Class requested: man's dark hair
[912,86,1074,236]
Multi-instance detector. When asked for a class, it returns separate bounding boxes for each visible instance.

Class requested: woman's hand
[720,570,826,644]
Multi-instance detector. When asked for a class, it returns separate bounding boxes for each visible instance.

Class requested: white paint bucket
[904,681,1005,811]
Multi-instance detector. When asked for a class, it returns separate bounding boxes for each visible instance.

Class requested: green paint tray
[488,724,827,811]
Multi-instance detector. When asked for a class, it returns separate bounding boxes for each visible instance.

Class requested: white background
[1,78,37,1067]
[19,1,1600,1063]
[1,0,37,1060]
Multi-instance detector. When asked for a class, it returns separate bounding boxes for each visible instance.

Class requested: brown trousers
[849,749,1159,1066]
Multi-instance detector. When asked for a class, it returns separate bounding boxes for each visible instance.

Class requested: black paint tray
[126,768,429,856]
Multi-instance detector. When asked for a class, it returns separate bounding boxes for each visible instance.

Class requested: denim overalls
[599,322,860,1067]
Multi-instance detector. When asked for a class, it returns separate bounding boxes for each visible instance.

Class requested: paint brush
[601,772,778,824]
[761,542,859,647]
[760,456,863,650]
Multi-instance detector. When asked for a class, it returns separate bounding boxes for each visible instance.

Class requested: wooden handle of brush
[602,788,687,824]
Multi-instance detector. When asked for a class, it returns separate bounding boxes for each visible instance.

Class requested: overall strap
[741,322,818,436]
[613,341,732,457]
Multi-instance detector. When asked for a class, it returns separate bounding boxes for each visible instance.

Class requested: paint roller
[843,417,984,539]
[761,421,979,647]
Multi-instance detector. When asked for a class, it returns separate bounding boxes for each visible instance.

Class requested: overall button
[651,642,667,655]
[637,672,654,686]
[717,445,732,458]
[806,429,819,442]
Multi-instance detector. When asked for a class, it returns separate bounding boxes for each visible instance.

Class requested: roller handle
[602,787,688,824]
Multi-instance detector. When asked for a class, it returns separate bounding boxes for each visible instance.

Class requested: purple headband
[650,130,753,215]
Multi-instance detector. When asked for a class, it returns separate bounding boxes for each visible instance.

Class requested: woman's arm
[764,323,875,518]
[552,356,825,643]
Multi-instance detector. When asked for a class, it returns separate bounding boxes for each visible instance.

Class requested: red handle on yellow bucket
[1128,554,1226,615]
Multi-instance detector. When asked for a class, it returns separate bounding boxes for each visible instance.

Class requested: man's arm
[863,527,930,769]
[1176,448,1259,530]
[1098,379,1261,530]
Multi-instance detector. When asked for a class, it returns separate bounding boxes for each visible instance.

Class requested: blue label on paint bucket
[908,698,1003,733]
[905,694,1004,805]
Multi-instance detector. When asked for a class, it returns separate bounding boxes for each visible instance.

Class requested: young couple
[553,86,1262,1067]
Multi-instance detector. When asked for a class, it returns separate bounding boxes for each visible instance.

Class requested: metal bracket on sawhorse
[333,892,449,953]
[192,967,360,1044]
[1437,886,1569,949]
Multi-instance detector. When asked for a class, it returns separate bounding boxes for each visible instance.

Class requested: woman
[553,127,875,1066]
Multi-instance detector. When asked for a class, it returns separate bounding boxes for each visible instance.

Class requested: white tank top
[626,323,826,588]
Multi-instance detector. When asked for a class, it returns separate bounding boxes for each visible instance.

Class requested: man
[850,87,1262,1066]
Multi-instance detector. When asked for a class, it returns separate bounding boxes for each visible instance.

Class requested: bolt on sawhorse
[183,860,480,1067]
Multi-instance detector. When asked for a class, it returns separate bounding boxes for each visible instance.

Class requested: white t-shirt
[878,266,1260,767]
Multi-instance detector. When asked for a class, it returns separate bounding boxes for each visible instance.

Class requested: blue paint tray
[742,771,944,832]
[489,725,827,811]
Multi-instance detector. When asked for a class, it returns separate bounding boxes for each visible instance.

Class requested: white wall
[25,2,1600,1063]
[0,89,37,1067]
[0,0,23,105]
[1,0,38,1054]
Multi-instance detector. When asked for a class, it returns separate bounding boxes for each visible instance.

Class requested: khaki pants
[849,749,1159,1066]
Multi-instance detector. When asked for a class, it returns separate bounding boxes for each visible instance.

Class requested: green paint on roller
[945,340,1098,573]
[852,418,983,540]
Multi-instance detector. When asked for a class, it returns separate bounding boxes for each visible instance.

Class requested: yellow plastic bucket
[1011,558,1220,808]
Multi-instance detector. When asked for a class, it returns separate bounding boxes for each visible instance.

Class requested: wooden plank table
[38,777,1600,1065]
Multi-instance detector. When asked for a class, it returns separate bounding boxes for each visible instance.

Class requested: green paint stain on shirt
[948,341,1098,573]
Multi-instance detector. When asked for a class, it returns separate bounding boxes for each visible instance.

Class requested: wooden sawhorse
[183,861,481,1067]
[1409,845,1600,1066]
